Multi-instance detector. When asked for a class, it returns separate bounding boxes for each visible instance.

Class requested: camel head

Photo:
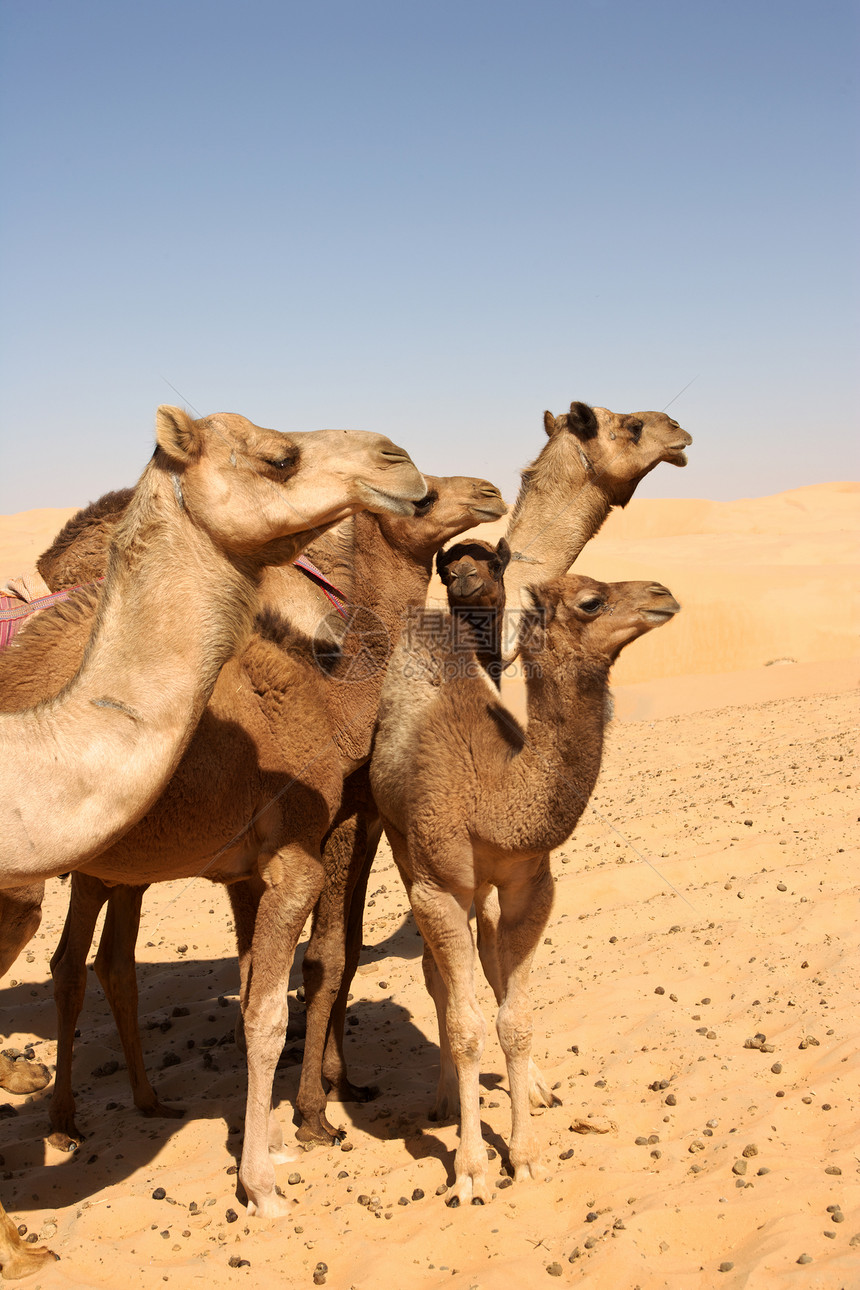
[437,538,511,608]
[519,574,680,665]
[541,401,693,507]
[153,406,426,558]
[378,475,507,560]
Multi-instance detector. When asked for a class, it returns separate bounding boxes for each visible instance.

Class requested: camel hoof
[295,1124,338,1151]
[46,1131,80,1153]
[0,1241,59,1280]
[446,1195,460,1208]
[471,1196,484,1206]
[245,1191,290,1220]
[141,1101,185,1120]
[0,1060,51,1096]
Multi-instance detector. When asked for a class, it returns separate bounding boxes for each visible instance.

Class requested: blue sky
[1,0,857,511]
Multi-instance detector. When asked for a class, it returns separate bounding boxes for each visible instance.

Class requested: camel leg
[0,884,51,1096]
[239,846,325,1218]
[48,872,112,1148]
[408,875,489,1207]
[475,885,561,1110]
[0,1201,56,1280]
[297,796,382,1144]
[494,858,554,1184]
[225,879,263,1055]
[93,884,183,1121]
[320,824,379,1099]
[422,941,460,1121]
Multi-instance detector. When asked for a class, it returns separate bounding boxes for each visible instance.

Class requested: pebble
[797,1253,812,1264]
[152,1188,166,1201]
[732,1160,747,1176]
[832,1211,845,1224]
[227,1255,250,1268]
[741,1144,758,1158]
[435,1184,448,1196]
[654,987,665,995]
[757,1167,770,1176]
[665,1093,677,1106]
[546,1264,563,1277]
[585,1212,598,1223]
[770,1062,782,1074]
[412,1189,424,1201]
[225,1209,238,1223]
[777,882,787,891]
[568,1248,581,1262]
[824,1166,842,1175]
[288,1173,302,1185]
[718,1262,734,1273]
[689,1141,705,1154]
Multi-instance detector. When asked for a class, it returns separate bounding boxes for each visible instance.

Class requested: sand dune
[0,485,857,1288]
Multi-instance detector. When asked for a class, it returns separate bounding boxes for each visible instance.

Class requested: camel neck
[0,462,266,882]
[321,512,436,769]
[504,479,612,609]
[493,647,610,845]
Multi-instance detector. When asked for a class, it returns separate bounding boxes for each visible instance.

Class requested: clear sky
[1,0,858,512]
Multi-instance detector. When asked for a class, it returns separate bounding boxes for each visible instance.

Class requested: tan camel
[369,574,680,1205]
[436,537,511,684]
[1,475,503,1219]
[503,401,691,616]
[0,406,425,885]
[0,406,424,1277]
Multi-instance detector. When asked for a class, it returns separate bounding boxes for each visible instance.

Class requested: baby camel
[436,538,510,685]
[370,574,679,1205]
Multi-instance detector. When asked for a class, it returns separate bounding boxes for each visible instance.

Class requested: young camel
[369,574,680,1205]
[0,406,425,1278]
[2,476,504,1217]
[436,538,511,685]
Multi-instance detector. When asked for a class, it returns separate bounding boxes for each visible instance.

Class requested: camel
[502,402,691,618]
[436,537,511,684]
[0,474,505,1219]
[0,405,425,885]
[0,405,425,1277]
[369,573,680,1205]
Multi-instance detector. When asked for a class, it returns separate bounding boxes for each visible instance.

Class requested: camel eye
[413,490,438,514]
[262,453,298,472]
[578,597,604,614]
[628,420,643,444]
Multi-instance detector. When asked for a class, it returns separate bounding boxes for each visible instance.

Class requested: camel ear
[567,402,599,442]
[543,410,558,437]
[155,406,203,463]
[493,538,512,577]
[435,549,454,584]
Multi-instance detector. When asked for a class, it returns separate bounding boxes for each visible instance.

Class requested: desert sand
[0,484,857,1289]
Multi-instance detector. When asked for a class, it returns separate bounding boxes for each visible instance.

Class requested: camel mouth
[663,446,689,466]
[356,481,427,516]
[450,576,485,600]
[640,605,680,625]
[470,504,507,521]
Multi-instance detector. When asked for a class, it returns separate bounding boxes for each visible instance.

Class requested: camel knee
[447,1008,486,1066]
[496,999,533,1059]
